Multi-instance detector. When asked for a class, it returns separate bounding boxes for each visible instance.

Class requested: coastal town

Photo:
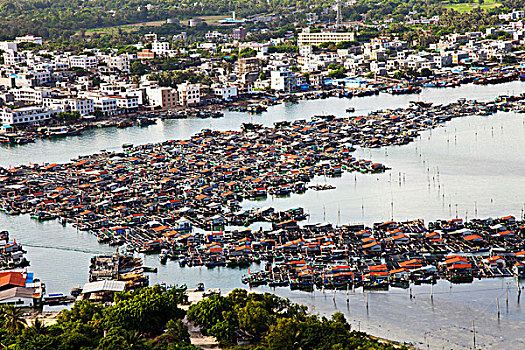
[2,0,525,348]
[1,7,525,142]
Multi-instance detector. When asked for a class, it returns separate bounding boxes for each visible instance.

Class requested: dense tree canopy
[188,288,408,349]
[0,286,195,350]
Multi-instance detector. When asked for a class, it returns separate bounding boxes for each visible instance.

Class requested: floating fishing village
[1,67,525,146]
[7,0,525,348]
[2,92,525,305]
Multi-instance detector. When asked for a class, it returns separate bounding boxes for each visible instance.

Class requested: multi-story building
[146,87,178,109]
[14,35,43,45]
[81,92,118,116]
[69,55,98,70]
[152,41,170,55]
[499,10,525,21]
[3,50,22,66]
[298,28,356,46]
[108,55,131,73]
[205,31,229,42]
[137,50,156,59]
[232,27,247,41]
[114,96,139,111]
[67,98,95,116]
[271,69,297,92]
[177,83,201,106]
[44,97,95,116]
[238,42,271,55]
[212,84,238,100]
[0,106,55,125]
[0,41,17,52]
[12,87,52,104]
[236,57,260,75]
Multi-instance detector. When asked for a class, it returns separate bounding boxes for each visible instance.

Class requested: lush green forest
[0,0,318,41]
[0,0,520,43]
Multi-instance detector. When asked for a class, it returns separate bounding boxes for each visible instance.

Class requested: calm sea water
[1,81,525,349]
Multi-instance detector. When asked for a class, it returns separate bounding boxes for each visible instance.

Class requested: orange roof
[362,242,380,249]
[426,232,440,238]
[392,234,408,240]
[369,271,389,276]
[445,256,468,265]
[0,272,26,288]
[486,255,505,262]
[447,263,472,270]
[399,259,422,267]
[464,234,482,241]
[369,264,387,271]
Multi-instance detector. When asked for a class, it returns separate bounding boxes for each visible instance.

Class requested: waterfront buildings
[0,106,56,125]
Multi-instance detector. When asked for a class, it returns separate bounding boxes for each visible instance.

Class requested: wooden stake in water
[506,286,509,311]
[497,297,500,320]
[431,283,433,302]
[517,279,521,304]
[472,320,476,350]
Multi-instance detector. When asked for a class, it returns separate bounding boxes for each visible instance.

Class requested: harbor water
[2,81,525,349]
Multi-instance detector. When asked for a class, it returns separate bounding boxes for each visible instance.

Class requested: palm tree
[1,305,27,334]
[123,330,148,350]
[29,317,46,335]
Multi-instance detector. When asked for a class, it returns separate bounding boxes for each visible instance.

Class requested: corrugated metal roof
[82,280,126,294]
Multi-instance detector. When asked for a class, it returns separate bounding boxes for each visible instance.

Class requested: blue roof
[25,273,34,284]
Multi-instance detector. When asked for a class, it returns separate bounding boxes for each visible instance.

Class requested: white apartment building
[114,96,139,110]
[100,84,122,95]
[3,50,22,66]
[177,83,201,106]
[212,84,238,100]
[94,97,117,116]
[12,87,52,104]
[108,55,131,73]
[0,106,55,125]
[15,35,43,45]
[0,41,17,52]
[299,45,313,57]
[270,69,297,92]
[499,10,524,21]
[29,70,52,86]
[67,98,95,116]
[238,42,271,55]
[43,97,94,116]
[69,55,98,70]
[146,87,178,109]
[152,41,171,55]
[298,28,355,46]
